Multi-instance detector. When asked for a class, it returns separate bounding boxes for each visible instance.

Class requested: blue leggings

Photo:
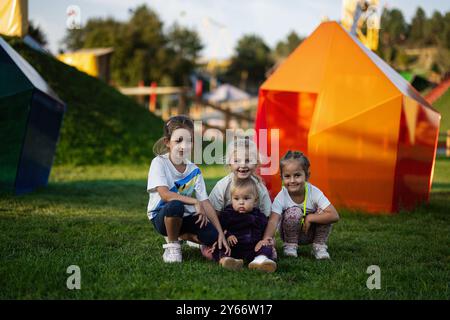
[151,200,218,246]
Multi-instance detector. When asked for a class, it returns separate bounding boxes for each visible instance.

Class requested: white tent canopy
[204,83,250,102]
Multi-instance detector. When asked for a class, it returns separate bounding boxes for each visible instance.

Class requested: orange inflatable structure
[255,21,441,213]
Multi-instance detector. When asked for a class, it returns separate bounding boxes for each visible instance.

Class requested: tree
[409,7,428,45]
[274,31,304,59]
[28,21,48,46]
[429,11,445,46]
[377,8,408,62]
[379,8,408,45]
[114,5,167,86]
[225,34,273,94]
[166,23,203,85]
[445,12,450,49]
[61,4,203,87]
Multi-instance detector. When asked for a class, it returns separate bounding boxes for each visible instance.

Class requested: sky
[29,0,450,59]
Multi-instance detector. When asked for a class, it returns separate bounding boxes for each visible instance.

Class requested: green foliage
[166,23,204,85]
[28,20,48,46]
[8,39,164,165]
[274,31,304,60]
[62,5,202,87]
[433,88,450,134]
[225,34,273,94]
[378,7,450,76]
[409,7,428,45]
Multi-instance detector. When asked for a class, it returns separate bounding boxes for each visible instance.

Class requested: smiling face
[231,185,257,214]
[165,128,193,165]
[281,159,308,194]
[229,150,257,180]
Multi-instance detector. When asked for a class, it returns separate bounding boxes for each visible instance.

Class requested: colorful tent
[0,37,66,194]
[0,0,28,37]
[58,48,114,83]
[255,21,441,214]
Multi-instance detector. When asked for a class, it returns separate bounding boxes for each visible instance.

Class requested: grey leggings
[280,207,332,245]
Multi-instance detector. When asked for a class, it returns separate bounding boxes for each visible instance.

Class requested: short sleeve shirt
[271,183,331,216]
[147,154,208,220]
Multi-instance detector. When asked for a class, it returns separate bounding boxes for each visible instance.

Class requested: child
[256,150,339,260]
[147,115,230,263]
[209,136,272,217]
[206,136,276,259]
[212,178,277,272]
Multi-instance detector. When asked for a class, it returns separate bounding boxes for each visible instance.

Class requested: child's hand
[227,235,238,247]
[194,201,209,228]
[218,233,231,255]
[254,238,272,252]
[208,241,217,254]
[302,214,313,234]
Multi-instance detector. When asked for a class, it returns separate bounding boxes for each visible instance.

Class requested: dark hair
[153,115,194,155]
[279,150,311,180]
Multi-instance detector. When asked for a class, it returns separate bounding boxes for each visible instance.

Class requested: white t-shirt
[209,173,272,217]
[271,183,331,216]
[147,154,208,220]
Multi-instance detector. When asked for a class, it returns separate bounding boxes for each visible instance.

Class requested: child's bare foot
[219,257,244,271]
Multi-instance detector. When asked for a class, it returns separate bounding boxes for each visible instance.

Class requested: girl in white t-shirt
[147,115,230,263]
[256,151,340,260]
[209,137,272,217]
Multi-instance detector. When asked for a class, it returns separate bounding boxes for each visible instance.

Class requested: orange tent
[255,21,441,214]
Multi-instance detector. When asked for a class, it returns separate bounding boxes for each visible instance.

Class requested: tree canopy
[62,5,202,86]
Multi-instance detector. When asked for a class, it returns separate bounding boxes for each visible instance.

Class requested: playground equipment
[0,37,66,194]
[255,21,441,214]
[0,0,28,37]
[119,82,255,133]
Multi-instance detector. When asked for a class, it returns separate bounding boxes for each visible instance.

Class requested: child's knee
[164,200,185,218]
[282,207,302,225]
[198,226,218,246]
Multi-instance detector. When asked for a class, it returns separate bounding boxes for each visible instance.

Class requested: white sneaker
[283,243,298,257]
[162,242,182,263]
[312,243,330,260]
[248,255,277,273]
[164,236,200,249]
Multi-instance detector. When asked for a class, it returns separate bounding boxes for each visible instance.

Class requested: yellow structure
[0,0,28,37]
[341,0,380,51]
[58,48,113,82]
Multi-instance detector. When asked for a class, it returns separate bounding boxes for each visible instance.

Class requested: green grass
[0,160,449,300]
[5,37,163,165]
[433,88,450,135]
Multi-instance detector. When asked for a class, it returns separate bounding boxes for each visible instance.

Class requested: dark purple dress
[213,205,273,262]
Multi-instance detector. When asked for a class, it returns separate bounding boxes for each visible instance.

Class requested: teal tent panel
[0,45,33,97]
[0,89,33,191]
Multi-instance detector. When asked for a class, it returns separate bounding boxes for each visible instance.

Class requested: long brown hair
[153,115,194,156]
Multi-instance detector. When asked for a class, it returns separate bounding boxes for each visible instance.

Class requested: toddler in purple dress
[212,178,277,272]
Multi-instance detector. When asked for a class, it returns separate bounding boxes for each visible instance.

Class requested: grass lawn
[433,87,450,141]
[0,160,449,300]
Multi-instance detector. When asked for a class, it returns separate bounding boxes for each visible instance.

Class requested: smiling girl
[209,136,272,217]
[256,150,339,260]
[147,115,230,263]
